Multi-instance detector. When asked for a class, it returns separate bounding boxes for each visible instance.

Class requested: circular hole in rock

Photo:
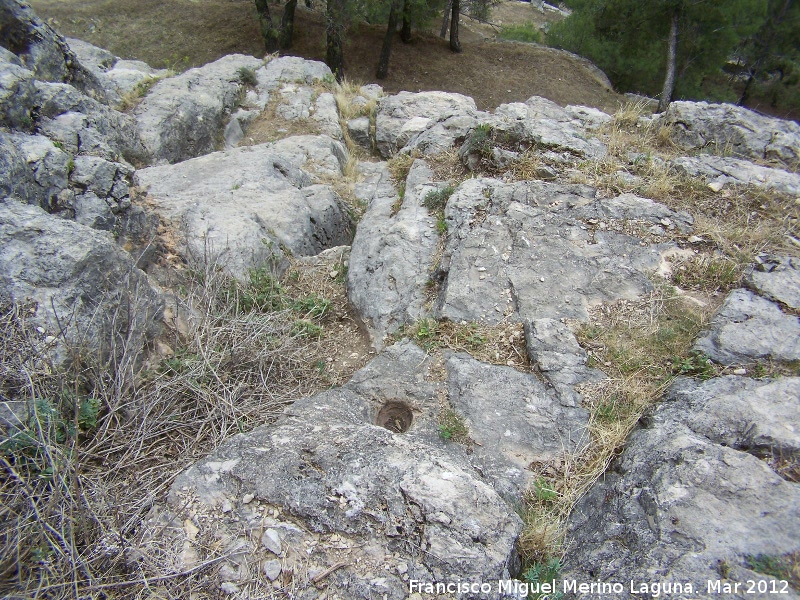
[376,401,413,434]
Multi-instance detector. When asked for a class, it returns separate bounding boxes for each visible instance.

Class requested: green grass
[499,22,544,44]
[438,408,469,442]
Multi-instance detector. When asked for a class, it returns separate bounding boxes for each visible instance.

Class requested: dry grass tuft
[518,285,716,562]
[0,249,368,598]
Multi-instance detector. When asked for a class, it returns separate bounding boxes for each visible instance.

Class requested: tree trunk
[401,0,412,43]
[326,0,345,80]
[657,10,678,113]
[280,0,298,50]
[440,0,452,38]
[255,0,280,53]
[376,0,401,79]
[449,0,461,52]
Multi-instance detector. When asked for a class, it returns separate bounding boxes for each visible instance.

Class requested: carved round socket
[376,401,413,434]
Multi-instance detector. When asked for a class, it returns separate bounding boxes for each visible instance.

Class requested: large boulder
[660,101,800,167]
[0,47,37,129]
[134,135,353,279]
[134,54,264,164]
[375,91,480,158]
[0,199,163,366]
[562,374,800,599]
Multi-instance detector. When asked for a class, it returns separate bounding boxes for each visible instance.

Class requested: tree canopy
[549,0,770,108]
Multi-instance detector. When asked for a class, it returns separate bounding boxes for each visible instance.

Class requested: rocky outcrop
[660,101,800,167]
[436,182,690,324]
[0,199,163,366]
[693,288,800,365]
[158,342,525,599]
[66,37,168,109]
[346,160,441,348]
[672,154,800,196]
[134,135,353,279]
[563,374,800,599]
[134,54,264,164]
[563,266,800,599]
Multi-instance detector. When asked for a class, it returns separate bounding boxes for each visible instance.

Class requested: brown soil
[31,0,626,112]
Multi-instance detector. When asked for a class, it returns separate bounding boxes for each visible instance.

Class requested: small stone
[540,277,545,282]
[733,368,747,375]
[263,559,282,581]
[396,562,408,575]
[220,582,240,594]
[708,180,725,192]
[242,493,255,504]
[221,500,233,513]
[262,528,282,555]
[329,270,339,278]
[688,235,705,244]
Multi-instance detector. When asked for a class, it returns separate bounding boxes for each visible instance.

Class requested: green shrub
[499,22,543,44]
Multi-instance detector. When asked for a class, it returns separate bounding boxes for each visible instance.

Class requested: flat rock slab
[436,179,691,324]
[672,154,800,196]
[563,375,800,599]
[694,289,800,365]
[661,101,800,167]
[0,199,162,366]
[134,135,352,279]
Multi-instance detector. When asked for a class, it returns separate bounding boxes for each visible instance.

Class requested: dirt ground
[31,0,626,113]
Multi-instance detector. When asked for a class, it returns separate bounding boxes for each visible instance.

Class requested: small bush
[237,66,258,87]
[438,408,469,442]
[499,22,543,44]
[423,185,455,214]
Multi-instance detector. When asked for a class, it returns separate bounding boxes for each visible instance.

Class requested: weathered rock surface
[0,199,163,365]
[660,101,800,166]
[445,351,590,502]
[0,0,75,82]
[66,37,167,108]
[34,77,148,163]
[134,135,353,279]
[694,288,800,365]
[563,374,800,599]
[435,179,689,324]
[164,341,526,599]
[672,154,800,196]
[347,160,440,348]
[375,91,480,157]
[134,54,264,164]
[745,255,800,310]
[0,131,70,210]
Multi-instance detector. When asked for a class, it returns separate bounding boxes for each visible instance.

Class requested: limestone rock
[347,116,371,151]
[745,256,800,310]
[694,289,800,365]
[563,375,800,599]
[170,341,523,598]
[134,54,264,164]
[375,91,479,157]
[0,199,163,366]
[347,160,440,348]
[0,0,75,82]
[34,78,147,163]
[134,136,352,280]
[672,154,800,196]
[445,351,590,502]
[0,51,37,129]
[434,178,683,324]
[66,37,167,109]
[661,101,800,167]
[0,131,70,210]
